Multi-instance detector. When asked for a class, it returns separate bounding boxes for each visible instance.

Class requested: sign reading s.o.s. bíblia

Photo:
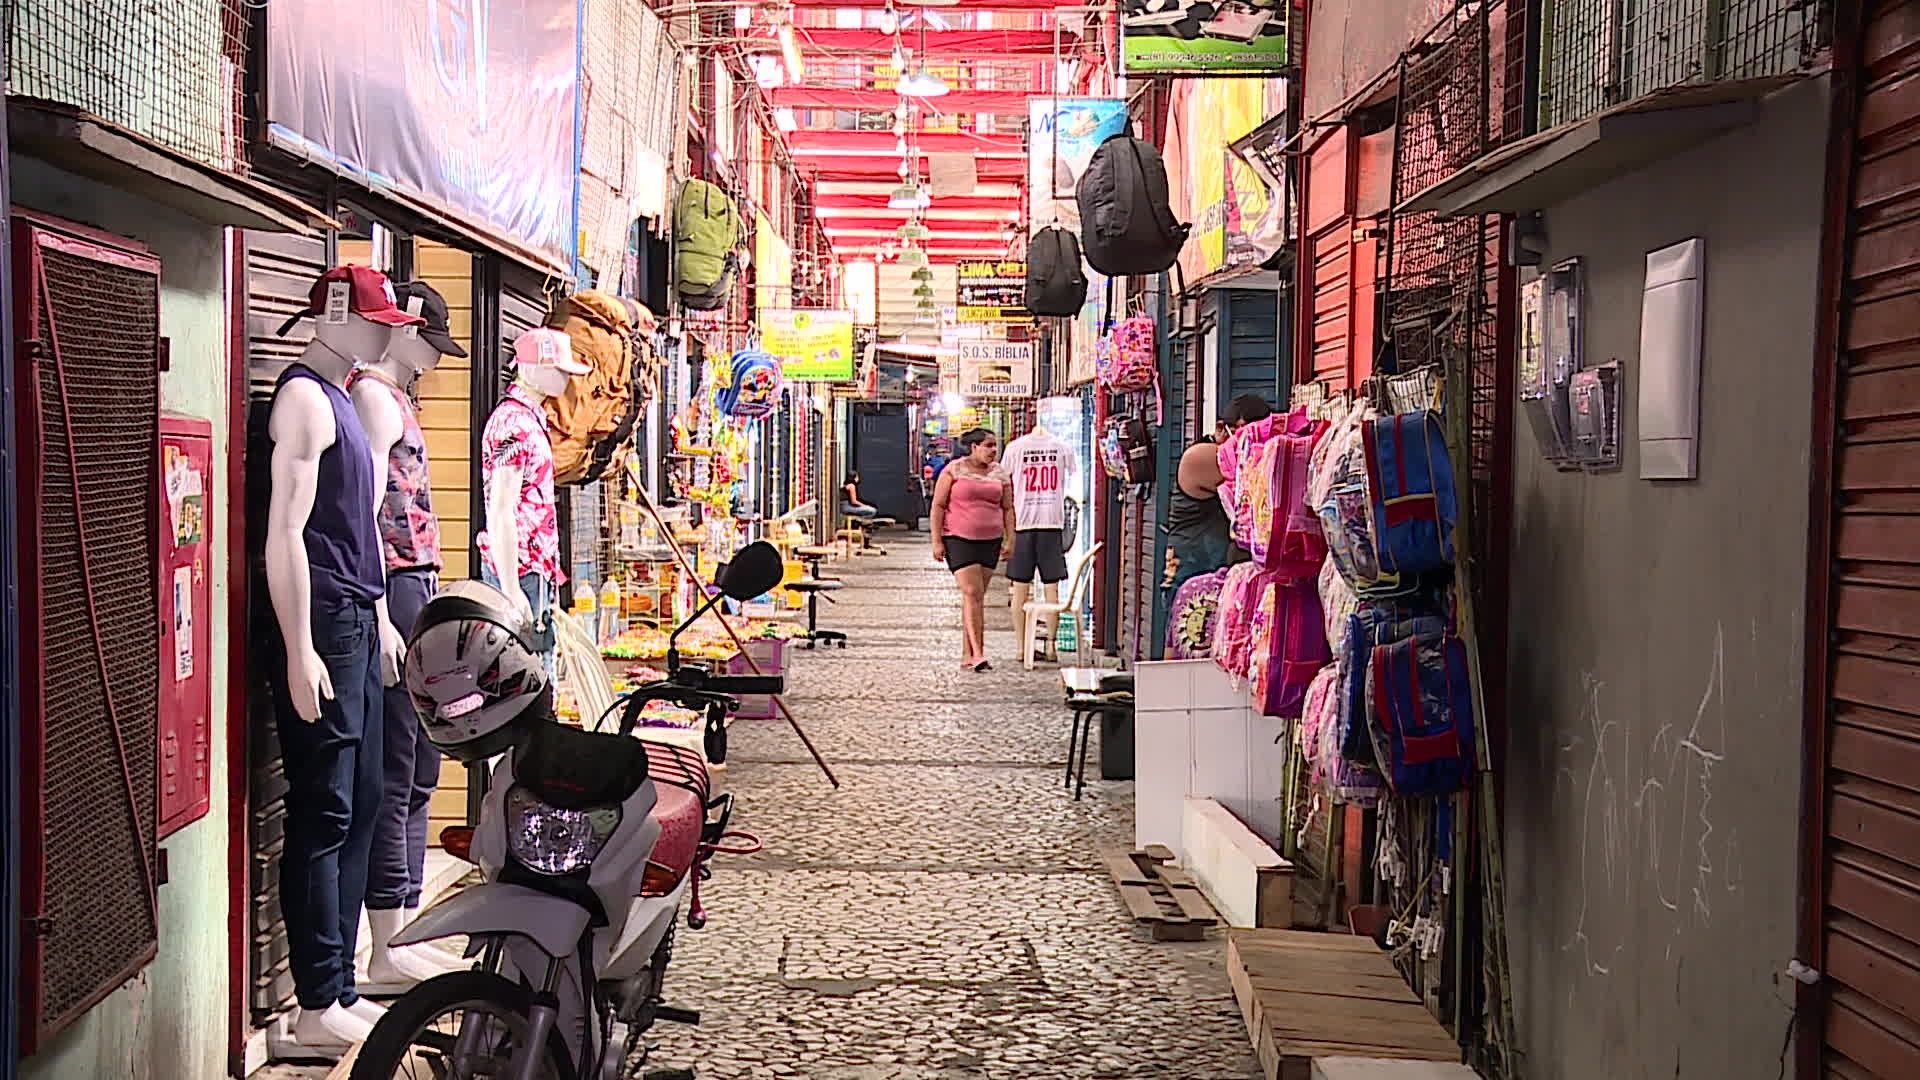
[958,340,1035,398]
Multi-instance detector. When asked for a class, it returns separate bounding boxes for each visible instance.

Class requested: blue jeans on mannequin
[273,600,384,1010]
[367,570,440,910]
[480,566,557,677]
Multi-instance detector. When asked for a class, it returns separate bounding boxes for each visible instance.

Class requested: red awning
[767,88,1038,116]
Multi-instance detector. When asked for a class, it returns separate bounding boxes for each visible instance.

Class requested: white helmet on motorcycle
[404,579,551,762]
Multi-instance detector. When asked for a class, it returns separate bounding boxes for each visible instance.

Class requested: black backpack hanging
[1075,133,1191,277]
[1024,227,1089,317]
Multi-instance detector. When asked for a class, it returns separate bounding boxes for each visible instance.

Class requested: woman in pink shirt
[930,428,1015,671]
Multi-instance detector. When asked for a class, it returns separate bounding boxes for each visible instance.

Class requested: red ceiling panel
[777,28,1069,56]
[787,130,1025,156]
[767,88,1037,115]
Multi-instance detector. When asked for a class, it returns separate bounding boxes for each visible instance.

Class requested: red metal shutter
[10,213,163,1054]
[1810,0,1920,1072]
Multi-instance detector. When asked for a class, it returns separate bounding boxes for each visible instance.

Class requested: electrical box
[158,414,214,838]
[1638,238,1706,480]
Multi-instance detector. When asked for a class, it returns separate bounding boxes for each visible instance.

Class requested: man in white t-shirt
[1002,424,1080,661]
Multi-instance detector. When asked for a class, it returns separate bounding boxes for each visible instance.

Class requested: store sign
[265,0,578,264]
[958,340,1035,399]
[1122,5,1293,74]
[762,308,856,381]
[1028,98,1129,229]
[956,260,1030,323]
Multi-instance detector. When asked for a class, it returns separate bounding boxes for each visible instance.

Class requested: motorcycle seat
[645,783,704,886]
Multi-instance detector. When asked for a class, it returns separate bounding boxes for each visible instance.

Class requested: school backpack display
[675,179,740,311]
[1366,627,1476,796]
[543,290,637,486]
[715,350,782,419]
[1362,410,1459,579]
[1167,568,1228,659]
[581,299,660,485]
[1096,316,1157,394]
[1075,133,1192,277]
[1248,578,1330,720]
[1024,227,1089,317]
[1113,414,1154,485]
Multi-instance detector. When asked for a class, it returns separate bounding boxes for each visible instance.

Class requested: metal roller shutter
[1811,1,1920,1072]
[240,229,329,1020]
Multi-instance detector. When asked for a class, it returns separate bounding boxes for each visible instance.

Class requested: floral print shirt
[349,368,442,571]
[478,383,566,585]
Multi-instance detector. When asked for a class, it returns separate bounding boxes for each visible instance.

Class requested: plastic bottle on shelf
[575,576,598,645]
[601,578,625,642]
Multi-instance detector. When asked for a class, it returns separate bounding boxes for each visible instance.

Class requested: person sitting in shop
[841,471,879,521]
[1164,393,1271,593]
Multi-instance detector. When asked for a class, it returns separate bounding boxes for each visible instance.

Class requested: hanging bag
[715,350,783,419]
[1367,628,1477,796]
[1361,410,1459,579]
[1075,133,1192,277]
[675,179,741,311]
[1024,227,1089,317]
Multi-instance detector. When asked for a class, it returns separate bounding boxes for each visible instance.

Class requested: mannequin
[263,266,422,1055]
[349,282,469,993]
[478,328,586,672]
[1001,421,1079,662]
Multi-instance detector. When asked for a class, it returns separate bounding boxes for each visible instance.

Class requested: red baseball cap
[276,265,427,335]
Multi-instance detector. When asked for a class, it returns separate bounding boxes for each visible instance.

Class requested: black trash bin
[1097,703,1134,780]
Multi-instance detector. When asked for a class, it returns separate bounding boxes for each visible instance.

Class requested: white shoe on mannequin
[344,996,387,1029]
[288,1002,374,1052]
[364,907,465,993]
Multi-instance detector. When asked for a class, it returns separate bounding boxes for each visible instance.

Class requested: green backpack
[675,179,740,310]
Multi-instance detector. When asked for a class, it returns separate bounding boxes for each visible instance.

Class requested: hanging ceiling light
[897,67,948,98]
[879,2,899,35]
[913,283,934,298]
[887,182,930,210]
[900,247,930,268]
[910,266,933,282]
[895,135,908,155]
[896,219,931,241]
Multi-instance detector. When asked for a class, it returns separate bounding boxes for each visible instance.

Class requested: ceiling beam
[788,130,1025,157]
[816,192,1023,210]
[773,28,1070,57]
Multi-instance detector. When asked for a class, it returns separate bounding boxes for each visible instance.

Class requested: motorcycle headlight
[506,786,621,875]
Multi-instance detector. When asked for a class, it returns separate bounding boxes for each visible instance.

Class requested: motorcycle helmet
[404,580,552,762]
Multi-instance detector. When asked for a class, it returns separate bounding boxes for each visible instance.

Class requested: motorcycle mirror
[717,540,784,601]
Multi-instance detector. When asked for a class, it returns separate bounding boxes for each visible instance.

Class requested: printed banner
[266,1,577,265]
[956,259,1031,323]
[1122,2,1293,74]
[958,340,1036,399]
[1165,78,1289,283]
[1027,98,1130,230]
[761,309,856,381]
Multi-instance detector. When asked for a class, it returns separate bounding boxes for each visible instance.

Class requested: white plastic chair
[1021,542,1104,670]
[553,610,615,728]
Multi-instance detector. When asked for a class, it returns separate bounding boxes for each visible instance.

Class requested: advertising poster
[761,309,856,381]
[956,260,1031,323]
[1121,1,1292,74]
[266,0,577,264]
[1165,78,1288,283]
[1028,98,1130,230]
[958,340,1036,399]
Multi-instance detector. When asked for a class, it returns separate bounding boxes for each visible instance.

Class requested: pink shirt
[477,384,566,584]
[943,469,1008,541]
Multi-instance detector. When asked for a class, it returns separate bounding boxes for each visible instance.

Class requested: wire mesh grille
[31,240,161,1033]
[3,0,252,171]
[1543,0,1824,127]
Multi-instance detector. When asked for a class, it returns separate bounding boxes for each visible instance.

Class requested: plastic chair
[553,610,615,725]
[1021,542,1104,671]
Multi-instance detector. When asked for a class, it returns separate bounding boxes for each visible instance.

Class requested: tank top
[270,364,385,608]
[348,368,443,572]
[944,469,1007,541]
[1166,483,1231,546]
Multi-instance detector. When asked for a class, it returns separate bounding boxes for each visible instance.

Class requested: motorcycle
[352,541,788,1080]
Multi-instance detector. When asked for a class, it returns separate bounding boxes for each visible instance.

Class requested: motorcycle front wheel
[351,970,578,1080]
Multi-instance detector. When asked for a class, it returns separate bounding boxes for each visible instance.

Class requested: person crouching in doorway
[930,427,1013,672]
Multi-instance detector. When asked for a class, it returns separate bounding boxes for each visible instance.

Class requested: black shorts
[1008,528,1068,584]
[943,536,1001,573]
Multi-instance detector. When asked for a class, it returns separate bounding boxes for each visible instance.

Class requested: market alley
[647,543,1260,1080]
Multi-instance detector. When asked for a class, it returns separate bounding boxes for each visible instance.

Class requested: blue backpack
[1362,411,1457,579]
[716,350,782,419]
[1366,628,1476,796]
[1340,606,1446,769]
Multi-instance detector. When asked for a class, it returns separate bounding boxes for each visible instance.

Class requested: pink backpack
[1096,316,1157,393]
[1249,579,1330,719]
[1210,562,1266,683]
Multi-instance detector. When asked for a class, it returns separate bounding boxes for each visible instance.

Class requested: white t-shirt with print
[1002,429,1079,531]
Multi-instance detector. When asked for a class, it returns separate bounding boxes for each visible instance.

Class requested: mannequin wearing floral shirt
[478,328,587,673]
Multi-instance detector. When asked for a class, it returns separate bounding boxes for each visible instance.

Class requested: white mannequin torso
[264,315,393,721]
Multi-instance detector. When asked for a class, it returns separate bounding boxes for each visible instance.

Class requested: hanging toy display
[715,348,783,419]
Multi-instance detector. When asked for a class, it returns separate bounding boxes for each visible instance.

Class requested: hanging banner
[1165,78,1289,283]
[761,309,856,381]
[1028,98,1129,231]
[266,0,577,265]
[956,259,1030,323]
[958,340,1036,399]
[1122,3,1293,74]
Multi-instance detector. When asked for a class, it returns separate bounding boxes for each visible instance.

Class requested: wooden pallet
[1102,848,1219,941]
[1227,929,1461,1080]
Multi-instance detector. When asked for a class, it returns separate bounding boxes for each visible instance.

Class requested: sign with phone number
[956,259,1032,323]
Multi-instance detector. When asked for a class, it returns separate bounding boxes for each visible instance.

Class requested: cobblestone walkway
[650,542,1260,1080]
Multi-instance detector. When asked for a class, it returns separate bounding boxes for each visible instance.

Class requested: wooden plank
[1186,798,1296,928]
[1166,885,1220,926]
[1117,884,1165,924]
[1233,928,1380,953]
[1153,863,1198,888]
[1151,918,1207,942]
[1141,843,1176,863]
[1104,850,1154,886]
[1244,970,1421,1004]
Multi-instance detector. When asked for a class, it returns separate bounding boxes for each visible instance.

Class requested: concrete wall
[12,156,234,1080]
[1502,76,1829,1080]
